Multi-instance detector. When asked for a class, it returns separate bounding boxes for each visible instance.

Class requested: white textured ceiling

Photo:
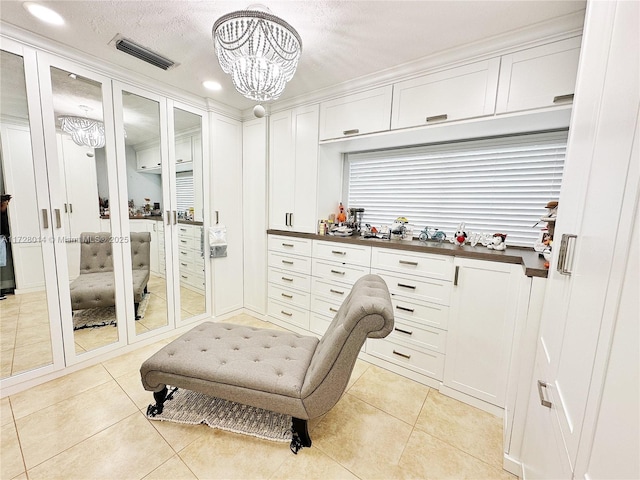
[0,0,586,112]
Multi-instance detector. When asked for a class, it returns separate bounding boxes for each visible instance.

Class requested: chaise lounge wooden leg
[146,386,168,417]
[290,417,312,454]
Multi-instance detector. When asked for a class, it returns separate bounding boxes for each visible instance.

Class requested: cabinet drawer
[268,299,310,330]
[177,235,198,250]
[311,277,353,302]
[319,85,392,140]
[311,295,342,318]
[389,319,447,354]
[310,313,333,336]
[374,270,452,306]
[391,295,449,330]
[177,247,195,263]
[391,58,500,129]
[367,338,445,381]
[268,251,312,275]
[312,258,370,284]
[312,240,371,267]
[268,235,312,256]
[371,248,453,281]
[268,283,311,310]
[268,267,311,292]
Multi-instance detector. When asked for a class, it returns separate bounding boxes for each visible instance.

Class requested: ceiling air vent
[113,36,176,70]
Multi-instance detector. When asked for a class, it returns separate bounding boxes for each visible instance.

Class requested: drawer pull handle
[329,307,339,313]
[180,228,187,231]
[181,251,188,255]
[393,350,411,360]
[282,260,294,265]
[281,310,293,317]
[397,283,416,290]
[553,94,574,104]
[343,128,360,135]
[281,293,293,299]
[181,262,188,266]
[537,380,552,408]
[281,276,293,282]
[331,250,346,255]
[426,114,448,122]
[331,269,346,275]
[181,240,187,243]
[282,243,294,247]
[330,289,345,295]
[399,260,418,266]
[394,327,413,336]
[181,275,188,279]
[395,305,414,313]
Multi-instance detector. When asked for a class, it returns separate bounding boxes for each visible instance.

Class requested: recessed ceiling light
[202,81,222,91]
[23,2,65,26]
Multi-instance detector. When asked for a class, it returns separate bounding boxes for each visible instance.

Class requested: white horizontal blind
[346,131,567,246]
[175,172,195,214]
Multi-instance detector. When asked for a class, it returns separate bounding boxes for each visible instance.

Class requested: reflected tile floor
[1,314,516,480]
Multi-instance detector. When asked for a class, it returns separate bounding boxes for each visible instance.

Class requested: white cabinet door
[136,144,161,172]
[211,113,244,315]
[268,109,295,231]
[319,85,392,140]
[391,58,500,129]
[268,105,319,233]
[444,258,522,407]
[496,36,581,114]
[291,104,319,233]
[174,134,192,165]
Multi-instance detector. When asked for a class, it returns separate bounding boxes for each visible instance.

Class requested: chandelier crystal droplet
[212,8,302,102]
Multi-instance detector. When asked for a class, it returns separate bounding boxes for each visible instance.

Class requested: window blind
[175,172,195,213]
[346,130,567,246]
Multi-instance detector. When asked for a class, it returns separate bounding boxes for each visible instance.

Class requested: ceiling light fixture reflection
[58,115,105,148]
[212,5,302,102]
[23,2,65,26]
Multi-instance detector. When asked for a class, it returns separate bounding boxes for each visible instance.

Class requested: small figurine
[453,223,467,246]
[487,233,507,251]
[337,202,347,224]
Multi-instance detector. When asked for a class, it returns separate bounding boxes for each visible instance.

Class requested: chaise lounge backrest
[301,274,394,418]
[79,232,114,274]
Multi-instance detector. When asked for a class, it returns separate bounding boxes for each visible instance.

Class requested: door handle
[42,209,49,229]
[55,209,62,228]
[557,234,578,275]
[173,211,177,225]
[537,380,552,408]
[166,210,171,225]
[426,114,448,123]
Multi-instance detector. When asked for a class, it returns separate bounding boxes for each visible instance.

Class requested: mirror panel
[173,107,206,321]
[0,50,54,377]
[121,90,169,335]
[49,66,119,354]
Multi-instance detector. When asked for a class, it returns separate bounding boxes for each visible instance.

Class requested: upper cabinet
[269,104,319,233]
[319,86,392,141]
[174,130,202,171]
[136,143,161,172]
[391,58,500,129]
[495,36,582,114]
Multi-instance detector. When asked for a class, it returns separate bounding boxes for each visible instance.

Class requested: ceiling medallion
[212,5,302,102]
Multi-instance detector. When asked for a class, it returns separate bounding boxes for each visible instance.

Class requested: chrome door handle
[537,380,552,408]
[557,234,577,276]
[55,209,62,228]
[42,209,49,229]
[166,210,171,225]
[426,114,448,122]
[343,128,359,136]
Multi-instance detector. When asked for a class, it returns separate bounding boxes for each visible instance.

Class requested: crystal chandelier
[212,6,302,102]
[58,115,105,148]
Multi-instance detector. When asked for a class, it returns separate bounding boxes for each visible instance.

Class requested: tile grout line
[7,396,29,480]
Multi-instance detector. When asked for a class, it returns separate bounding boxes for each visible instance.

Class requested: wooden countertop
[268,229,549,278]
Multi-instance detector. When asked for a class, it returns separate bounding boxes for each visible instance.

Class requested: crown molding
[269,10,585,114]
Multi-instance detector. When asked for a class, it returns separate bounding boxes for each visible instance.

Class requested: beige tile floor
[1,313,516,480]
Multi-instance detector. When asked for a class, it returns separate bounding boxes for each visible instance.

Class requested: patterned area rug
[73,293,150,330]
[146,387,293,443]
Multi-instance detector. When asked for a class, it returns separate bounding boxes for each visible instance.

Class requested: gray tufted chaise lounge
[140,274,394,453]
[69,232,151,319]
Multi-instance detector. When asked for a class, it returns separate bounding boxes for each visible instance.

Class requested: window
[345,130,567,246]
[175,171,195,214]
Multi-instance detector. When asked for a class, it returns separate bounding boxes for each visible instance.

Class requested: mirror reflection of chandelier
[212,5,302,102]
[58,112,105,148]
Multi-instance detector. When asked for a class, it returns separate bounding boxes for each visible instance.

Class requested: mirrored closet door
[112,83,171,340]
[37,53,128,363]
[0,40,65,381]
